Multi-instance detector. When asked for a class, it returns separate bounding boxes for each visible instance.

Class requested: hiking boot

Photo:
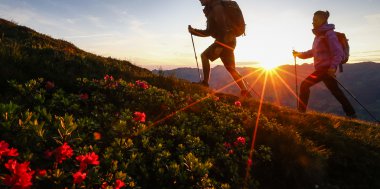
[240,90,252,98]
[193,80,209,87]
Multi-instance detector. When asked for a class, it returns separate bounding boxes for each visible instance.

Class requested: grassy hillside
[1,18,380,189]
[0,18,205,97]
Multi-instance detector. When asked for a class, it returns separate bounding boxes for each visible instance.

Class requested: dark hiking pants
[299,70,355,116]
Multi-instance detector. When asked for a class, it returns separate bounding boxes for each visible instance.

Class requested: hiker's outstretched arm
[190,28,210,37]
[326,31,344,69]
[298,50,313,59]
[189,24,210,37]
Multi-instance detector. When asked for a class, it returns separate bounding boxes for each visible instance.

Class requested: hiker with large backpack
[293,10,356,118]
[188,0,251,97]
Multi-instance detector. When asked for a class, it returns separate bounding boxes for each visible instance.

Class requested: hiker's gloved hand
[327,68,336,78]
[188,25,195,34]
[292,50,301,57]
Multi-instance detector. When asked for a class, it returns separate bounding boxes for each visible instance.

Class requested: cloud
[129,19,145,32]
[66,18,76,24]
[64,33,115,39]
[353,50,380,54]
[85,15,106,28]
[365,13,380,25]
[0,4,37,23]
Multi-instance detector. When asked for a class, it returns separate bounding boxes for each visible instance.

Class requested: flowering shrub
[45,142,74,164]
[0,76,273,188]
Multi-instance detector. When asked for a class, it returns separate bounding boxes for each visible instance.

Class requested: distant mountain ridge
[153,62,380,121]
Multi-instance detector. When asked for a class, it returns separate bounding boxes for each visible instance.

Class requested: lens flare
[260,61,279,71]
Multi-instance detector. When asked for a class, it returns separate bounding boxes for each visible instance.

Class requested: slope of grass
[0,18,205,97]
[1,18,379,189]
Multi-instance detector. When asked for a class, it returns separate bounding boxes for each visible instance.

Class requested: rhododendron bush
[0,77,272,188]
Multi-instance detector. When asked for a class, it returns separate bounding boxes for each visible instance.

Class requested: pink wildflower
[45,81,55,90]
[234,101,242,107]
[136,80,149,89]
[114,179,126,189]
[44,150,54,159]
[237,137,246,145]
[3,159,34,188]
[36,169,47,177]
[73,171,86,184]
[80,93,89,100]
[76,152,100,171]
[133,112,146,123]
[54,143,74,164]
[223,142,231,149]
[234,137,246,146]
[0,141,19,159]
[104,74,114,81]
[101,182,109,189]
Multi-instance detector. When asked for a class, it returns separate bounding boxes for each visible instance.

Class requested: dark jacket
[298,24,344,71]
[192,0,231,42]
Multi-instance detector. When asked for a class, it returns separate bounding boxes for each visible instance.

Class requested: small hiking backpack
[335,32,350,72]
[220,0,246,37]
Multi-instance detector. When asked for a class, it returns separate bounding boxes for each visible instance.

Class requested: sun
[259,61,280,71]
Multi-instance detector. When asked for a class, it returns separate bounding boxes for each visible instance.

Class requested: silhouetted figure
[293,10,356,118]
[189,0,250,97]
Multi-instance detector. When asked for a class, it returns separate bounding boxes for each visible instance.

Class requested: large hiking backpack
[335,32,350,72]
[220,0,246,37]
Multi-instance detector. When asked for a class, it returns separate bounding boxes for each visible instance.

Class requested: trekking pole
[294,55,299,109]
[243,79,261,98]
[334,78,380,123]
[190,31,202,82]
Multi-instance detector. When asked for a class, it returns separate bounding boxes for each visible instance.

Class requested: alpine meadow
[1,16,380,188]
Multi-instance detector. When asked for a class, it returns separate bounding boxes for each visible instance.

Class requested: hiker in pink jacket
[293,10,356,118]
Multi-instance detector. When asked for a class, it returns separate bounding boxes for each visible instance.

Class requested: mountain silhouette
[153,62,380,121]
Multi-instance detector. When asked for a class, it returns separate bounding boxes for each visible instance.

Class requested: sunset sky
[1,0,380,70]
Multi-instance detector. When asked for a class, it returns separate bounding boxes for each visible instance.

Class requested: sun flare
[259,61,280,71]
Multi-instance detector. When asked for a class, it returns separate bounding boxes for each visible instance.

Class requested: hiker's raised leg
[225,66,247,91]
[201,43,223,85]
[299,71,323,112]
[201,52,211,84]
[220,47,247,92]
[323,76,356,116]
